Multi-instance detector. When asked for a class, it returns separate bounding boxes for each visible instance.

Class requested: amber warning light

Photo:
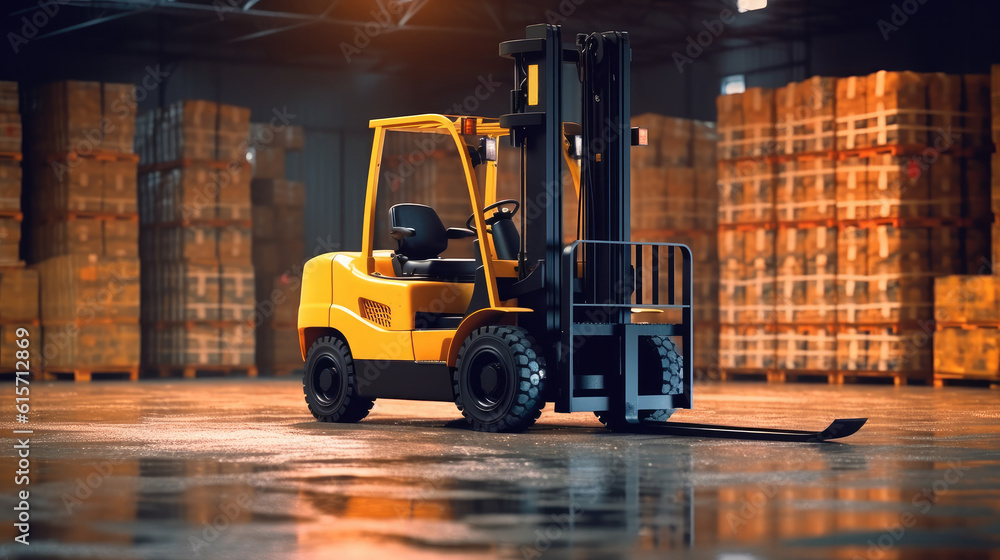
[631,127,648,146]
[461,118,477,136]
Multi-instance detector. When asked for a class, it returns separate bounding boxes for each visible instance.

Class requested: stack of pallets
[630,113,719,376]
[717,89,779,379]
[717,71,992,386]
[0,82,39,378]
[930,65,1000,389]
[24,81,141,381]
[137,101,256,378]
[249,124,306,376]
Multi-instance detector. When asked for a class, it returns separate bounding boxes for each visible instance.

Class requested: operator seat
[388,203,478,282]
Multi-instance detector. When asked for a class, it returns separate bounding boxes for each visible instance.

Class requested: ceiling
[3,0,895,75]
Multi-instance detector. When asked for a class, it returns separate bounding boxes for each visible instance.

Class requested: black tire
[454,326,546,433]
[596,335,682,431]
[303,336,374,423]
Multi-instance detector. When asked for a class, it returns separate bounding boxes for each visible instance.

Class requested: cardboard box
[41,322,140,369]
[0,268,39,321]
[0,160,20,212]
[836,76,867,150]
[0,217,20,265]
[34,255,140,322]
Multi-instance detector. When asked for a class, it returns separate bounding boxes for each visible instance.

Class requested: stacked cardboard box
[929,65,1000,387]
[0,82,22,267]
[0,269,39,373]
[717,89,775,160]
[630,114,719,375]
[776,77,837,155]
[0,81,20,154]
[0,83,37,376]
[22,81,141,379]
[993,65,1000,271]
[717,71,990,383]
[250,124,305,376]
[932,275,1000,385]
[716,147,776,372]
[137,101,255,375]
[250,124,306,375]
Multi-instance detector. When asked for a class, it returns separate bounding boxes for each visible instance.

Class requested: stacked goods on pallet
[930,65,1000,389]
[932,276,1000,388]
[0,82,22,267]
[0,269,38,374]
[630,113,719,375]
[0,83,37,378]
[23,81,141,380]
[137,101,256,377]
[993,65,1000,271]
[249,125,306,376]
[717,88,775,159]
[717,71,992,386]
[716,88,776,376]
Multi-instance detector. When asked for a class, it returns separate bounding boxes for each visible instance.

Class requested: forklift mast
[501,24,689,418]
[499,24,567,358]
[499,24,636,367]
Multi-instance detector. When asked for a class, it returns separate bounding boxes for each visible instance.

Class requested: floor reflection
[0,381,998,560]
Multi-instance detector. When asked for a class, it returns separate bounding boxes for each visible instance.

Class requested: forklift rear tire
[303,336,375,423]
[454,326,546,433]
[596,335,681,432]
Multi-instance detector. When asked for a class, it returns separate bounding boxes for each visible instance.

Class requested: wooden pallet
[259,364,304,377]
[718,368,770,382]
[138,158,251,174]
[39,211,139,223]
[145,365,258,379]
[720,368,932,387]
[48,151,140,164]
[0,369,39,381]
[836,370,931,386]
[770,370,839,384]
[143,218,253,229]
[933,375,1000,390]
[835,143,928,160]
[41,367,139,382]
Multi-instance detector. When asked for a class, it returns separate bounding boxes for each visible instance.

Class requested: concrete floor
[1,380,999,560]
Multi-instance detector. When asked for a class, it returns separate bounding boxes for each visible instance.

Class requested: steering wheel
[466,199,520,232]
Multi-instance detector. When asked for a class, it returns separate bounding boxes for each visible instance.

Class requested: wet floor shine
[1,379,999,560]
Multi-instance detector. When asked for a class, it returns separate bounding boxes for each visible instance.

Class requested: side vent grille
[359,298,392,328]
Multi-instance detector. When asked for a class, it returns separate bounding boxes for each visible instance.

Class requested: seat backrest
[389,203,448,260]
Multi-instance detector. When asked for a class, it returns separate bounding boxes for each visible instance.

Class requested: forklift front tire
[303,336,375,423]
[454,326,546,433]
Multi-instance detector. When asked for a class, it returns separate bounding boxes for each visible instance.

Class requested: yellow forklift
[297,24,865,440]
